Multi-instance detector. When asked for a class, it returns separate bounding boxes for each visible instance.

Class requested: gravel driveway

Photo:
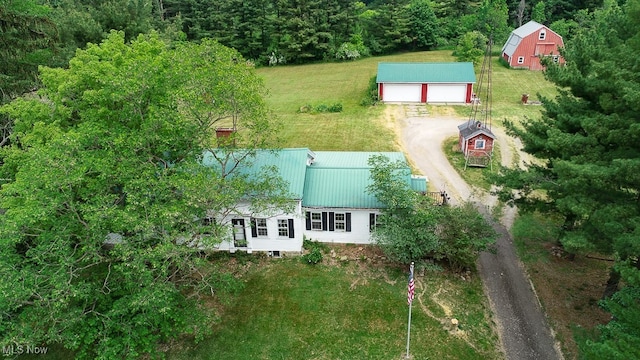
[395,105,563,360]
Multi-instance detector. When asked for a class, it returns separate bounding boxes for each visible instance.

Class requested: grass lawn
[169,249,501,360]
[257,50,556,151]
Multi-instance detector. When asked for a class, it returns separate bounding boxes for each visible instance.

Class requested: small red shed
[501,21,565,70]
[457,121,495,167]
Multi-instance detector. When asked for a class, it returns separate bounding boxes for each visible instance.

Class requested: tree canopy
[0,31,287,359]
[367,155,495,270]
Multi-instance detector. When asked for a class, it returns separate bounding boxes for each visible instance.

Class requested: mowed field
[257,50,556,151]
[170,250,502,360]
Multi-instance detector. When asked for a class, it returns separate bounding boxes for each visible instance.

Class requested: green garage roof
[376,62,476,83]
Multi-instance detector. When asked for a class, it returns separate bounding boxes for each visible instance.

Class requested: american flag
[407,268,415,305]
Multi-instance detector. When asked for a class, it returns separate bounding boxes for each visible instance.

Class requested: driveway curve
[394,105,563,360]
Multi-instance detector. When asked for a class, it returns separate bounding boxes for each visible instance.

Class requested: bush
[361,75,379,106]
[335,34,370,61]
[298,103,343,113]
[315,104,329,113]
[327,103,342,112]
[302,248,323,264]
[302,238,329,265]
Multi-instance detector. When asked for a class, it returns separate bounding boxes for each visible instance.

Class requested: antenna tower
[467,36,493,130]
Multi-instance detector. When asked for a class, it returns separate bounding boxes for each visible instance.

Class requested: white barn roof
[501,21,546,57]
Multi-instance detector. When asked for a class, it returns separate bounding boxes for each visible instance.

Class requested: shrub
[299,103,343,113]
[298,104,313,113]
[302,238,329,264]
[268,51,286,66]
[335,34,370,61]
[328,103,343,112]
[361,75,379,106]
[315,104,329,113]
[302,248,323,265]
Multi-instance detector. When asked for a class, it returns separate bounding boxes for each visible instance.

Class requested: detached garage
[376,62,476,104]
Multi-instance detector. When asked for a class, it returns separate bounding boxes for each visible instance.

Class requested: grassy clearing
[169,252,501,360]
[258,52,452,151]
[258,51,556,151]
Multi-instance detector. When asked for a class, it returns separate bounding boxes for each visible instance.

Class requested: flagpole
[406,261,414,359]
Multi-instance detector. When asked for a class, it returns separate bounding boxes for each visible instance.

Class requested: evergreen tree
[493,0,640,308]
[408,0,440,50]
[0,0,58,102]
[362,0,411,54]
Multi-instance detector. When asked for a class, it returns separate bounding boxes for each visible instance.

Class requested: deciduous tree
[0,31,287,359]
[367,155,495,269]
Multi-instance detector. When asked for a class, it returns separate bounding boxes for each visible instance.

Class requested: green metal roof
[303,167,387,208]
[202,149,428,208]
[202,148,311,199]
[303,151,427,209]
[376,62,476,83]
[411,176,428,193]
[311,151,407,168]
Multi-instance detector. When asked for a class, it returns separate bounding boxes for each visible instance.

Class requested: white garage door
[427,84,467,103]
[382,84,422,103]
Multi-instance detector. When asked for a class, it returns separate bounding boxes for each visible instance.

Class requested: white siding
[382,83,422,103]
[302,209,379,245]
[215,201,304,252]
[427,84,467,103]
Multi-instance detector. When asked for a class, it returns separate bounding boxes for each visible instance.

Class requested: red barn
[501,21,564,70]
[458,121,495,167]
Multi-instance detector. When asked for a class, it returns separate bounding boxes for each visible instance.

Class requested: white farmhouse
[202,148,427,254]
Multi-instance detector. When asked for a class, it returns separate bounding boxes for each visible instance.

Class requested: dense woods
[2,0,605,86]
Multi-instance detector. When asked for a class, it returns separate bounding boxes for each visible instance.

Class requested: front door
[232,219,247,247]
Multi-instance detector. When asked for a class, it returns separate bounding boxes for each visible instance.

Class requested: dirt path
[391,104,563,360]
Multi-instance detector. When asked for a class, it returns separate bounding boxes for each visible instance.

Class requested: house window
[517,56,524,64]
[201,216,215,235]
[552,55,559,63]
[277,219,295,238]
[250,218,268,238]
[278,219,289,237]
[256,218,267,236]
[327,212,351,232]
[310,212,323,230]
[475,139,486,149]
[369,213,381,232]
[539,30,546,40]
[334,213,346,231]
